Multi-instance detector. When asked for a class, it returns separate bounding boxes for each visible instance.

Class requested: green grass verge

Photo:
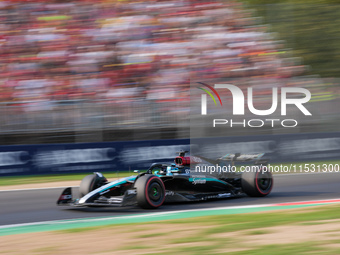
[0,171,133,186]
[54,204,340,255]
[1,160,339,187]
[227,242,325,255]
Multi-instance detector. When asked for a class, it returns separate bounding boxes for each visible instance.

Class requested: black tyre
[79,174,106,197]
[135,174,165,209]
[241,168,273,197]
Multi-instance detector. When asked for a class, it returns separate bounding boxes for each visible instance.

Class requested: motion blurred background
[0,0,339,145]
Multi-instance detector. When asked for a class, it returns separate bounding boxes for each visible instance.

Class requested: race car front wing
[57,187,138,207]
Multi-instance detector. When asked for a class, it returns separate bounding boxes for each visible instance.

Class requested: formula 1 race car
[57,151,273,209]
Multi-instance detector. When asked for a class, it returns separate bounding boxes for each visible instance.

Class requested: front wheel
[134,174,165,209]
[79,174,107,197]
[241,169,273,197]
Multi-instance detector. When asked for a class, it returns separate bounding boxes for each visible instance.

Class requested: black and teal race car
[57,151,273,209]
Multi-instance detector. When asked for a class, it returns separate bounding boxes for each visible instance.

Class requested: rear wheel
[135,175,165,209]
[241,168,273,197]
[79,174,107,197]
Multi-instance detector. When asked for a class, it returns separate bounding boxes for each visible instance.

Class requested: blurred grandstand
[0,0,338,145]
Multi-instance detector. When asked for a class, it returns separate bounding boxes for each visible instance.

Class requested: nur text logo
[198,83,312,128]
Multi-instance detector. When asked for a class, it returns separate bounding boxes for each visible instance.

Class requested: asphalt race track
[1,172,340,226]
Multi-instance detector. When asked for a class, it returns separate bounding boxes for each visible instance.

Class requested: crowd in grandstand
[0,0,320,131]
